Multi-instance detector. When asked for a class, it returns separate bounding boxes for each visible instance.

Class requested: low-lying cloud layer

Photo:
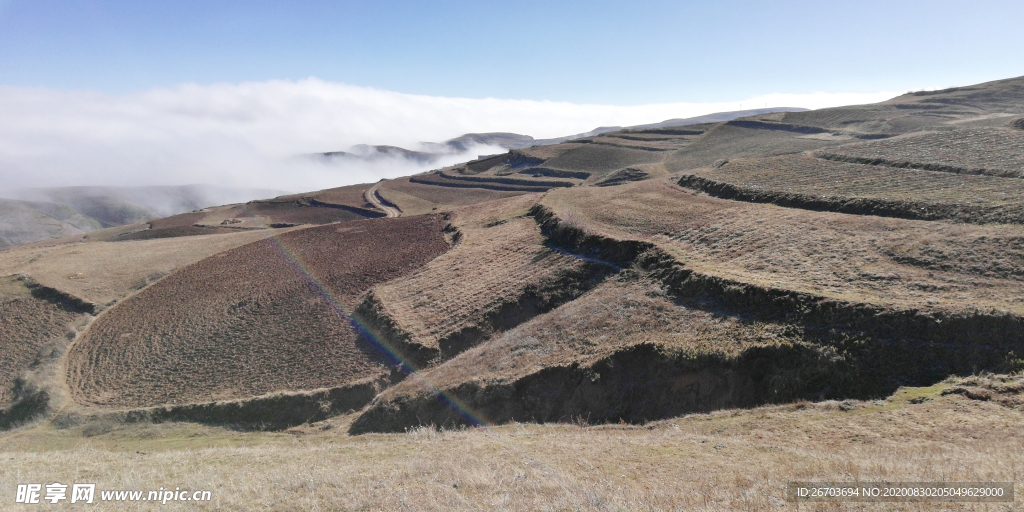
[0,78,896,194]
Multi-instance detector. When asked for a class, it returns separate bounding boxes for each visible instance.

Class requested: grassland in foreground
[1,376,1021,511]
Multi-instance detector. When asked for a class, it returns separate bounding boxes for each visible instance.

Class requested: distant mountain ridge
[0,184,286,250]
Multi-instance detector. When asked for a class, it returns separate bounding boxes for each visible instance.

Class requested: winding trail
[366,181,401,217]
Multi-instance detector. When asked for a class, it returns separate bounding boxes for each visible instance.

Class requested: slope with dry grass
[67,215,451,408]
[353,274,841,433]
[408,170,574,193]
[541,143,665,175]
[678,153,1024,224]
[352,220,1023,434]
[815,127,1024,177]
[3,378,1022,511]
[542,180,1024,315]
[0,276,85,408]
[356,195,613,362]
[665,121,846,173]
[0,228,293,307]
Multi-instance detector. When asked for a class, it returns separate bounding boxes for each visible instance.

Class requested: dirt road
[366,181,401,217]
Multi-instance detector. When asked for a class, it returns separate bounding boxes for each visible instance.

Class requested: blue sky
[1,0,1022,103]
[1,1,1022,191]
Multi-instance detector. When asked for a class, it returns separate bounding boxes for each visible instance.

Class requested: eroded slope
[0,277,86,408]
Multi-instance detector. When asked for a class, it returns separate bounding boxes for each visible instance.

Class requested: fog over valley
[0,79,894,194]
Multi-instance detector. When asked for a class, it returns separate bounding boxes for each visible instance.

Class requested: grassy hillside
[3,74,1024,510]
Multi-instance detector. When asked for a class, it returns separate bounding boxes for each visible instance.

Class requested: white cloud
[0,78,897,193]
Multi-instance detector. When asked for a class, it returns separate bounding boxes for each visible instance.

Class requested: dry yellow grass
[687,154,1024,223]
[1,380,1020,511]
[0,228,297,307]
[388,276,800,392]
[542,179,1024,314]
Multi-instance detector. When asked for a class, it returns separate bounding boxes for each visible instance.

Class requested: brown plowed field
[377,177,529,215]
[0,277,83,405]
[292,183,373,208]
[408,172,560,193]
[114,212,239,240]
[245,200,378,224]
[542,180,1024,313]
[816,128,1024,178]
[366,196,594,352]
[67,215,451,407]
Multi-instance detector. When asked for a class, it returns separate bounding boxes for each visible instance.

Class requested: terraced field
[679,154,1024,224]
[358,196,611,360]
[376,177,529,215]
[408,170,576,193]
[354,275,823,432]
[6,74,1024,442]
[816,127,1024,178]
[541,143,665,174]
[542,180,1024,314]
[298,183,376,208]
[568,135,682,151]
[114,184,386,239]
[114,211,240,240]
[67,215,451,407]
[666,122,843,172]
